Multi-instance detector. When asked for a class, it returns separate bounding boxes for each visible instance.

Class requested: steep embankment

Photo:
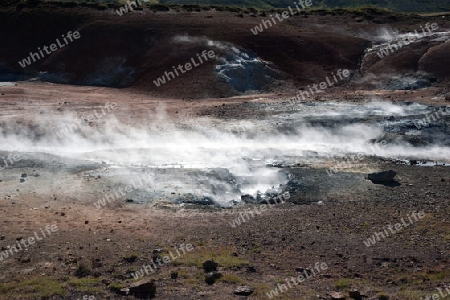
[160,0,450,12]
[0,6,448,98]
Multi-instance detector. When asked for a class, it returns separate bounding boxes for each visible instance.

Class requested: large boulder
[202,260,218,272]
[368,170,396,183]
[129,279,156,299]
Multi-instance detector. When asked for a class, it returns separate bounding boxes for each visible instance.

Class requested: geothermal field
[0,3,449,300]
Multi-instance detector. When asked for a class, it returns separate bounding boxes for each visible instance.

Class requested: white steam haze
[361,26,450,54]
[172,35,279,91]
[0,100,449,206]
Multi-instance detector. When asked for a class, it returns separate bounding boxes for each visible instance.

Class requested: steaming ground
[1,91,449,207]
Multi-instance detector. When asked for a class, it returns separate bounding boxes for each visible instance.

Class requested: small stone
[20,255,31,263]
[329,291,346,300]
[93,271,102,278]
[92,258,102,268]
[234,285,254,296]
[246,265,256,272]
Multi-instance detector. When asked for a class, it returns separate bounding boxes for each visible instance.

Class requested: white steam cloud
[0,100,449,206]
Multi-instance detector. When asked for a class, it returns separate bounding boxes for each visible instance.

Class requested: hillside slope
[159,0,450,12]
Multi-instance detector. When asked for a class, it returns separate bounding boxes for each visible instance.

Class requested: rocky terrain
[0,4,449,300]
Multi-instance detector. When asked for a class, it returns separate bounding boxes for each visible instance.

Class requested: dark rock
[170,271,178,279]
[205,271,222,285]
[264,188,278,198]
[92,258,102,268]
[349,289,362,300]
[368,170,396,183]
[233,285,254,296]
[20,255,31,263]
[129,279,156,299]
[124,254,138,263]
[246,265,256,272]
[180,194,215,205]
[202,260,218,272]
[21,173,27,178]
[152,252,161,263]
[241,194,255,203]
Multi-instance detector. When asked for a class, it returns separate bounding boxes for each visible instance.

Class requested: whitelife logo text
[153,50,215,87]
[0,224,58,262]
[18,31,81,68]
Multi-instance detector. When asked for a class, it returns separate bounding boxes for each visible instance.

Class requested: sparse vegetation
[334,278,352,290]
[172,246,249,269]
[68,277,101,293]
[0,277,66,298]
[218,274,245,284]
[109,283,125,293]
